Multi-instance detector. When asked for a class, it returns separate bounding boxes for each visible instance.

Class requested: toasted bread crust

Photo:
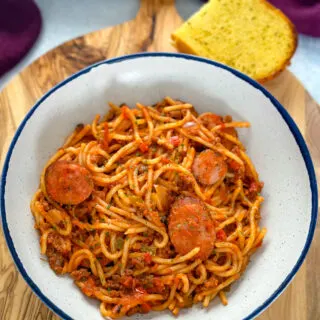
[257,0,297,82]
[171,0,298,83]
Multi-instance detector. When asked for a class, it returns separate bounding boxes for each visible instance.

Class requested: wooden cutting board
[0,1,319,319]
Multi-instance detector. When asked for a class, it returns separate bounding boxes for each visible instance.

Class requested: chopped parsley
[116,238,124,250]
[141,245,156,255]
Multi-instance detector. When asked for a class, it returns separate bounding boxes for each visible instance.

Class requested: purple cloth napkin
[0,0,42,77]
[269,0,320,37]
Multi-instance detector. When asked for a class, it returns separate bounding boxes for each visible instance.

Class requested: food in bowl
[30,97,265,318]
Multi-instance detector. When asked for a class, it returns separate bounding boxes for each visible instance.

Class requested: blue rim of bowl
[0,52,318,320]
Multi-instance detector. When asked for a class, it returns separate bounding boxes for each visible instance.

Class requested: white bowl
[0,53,317,320]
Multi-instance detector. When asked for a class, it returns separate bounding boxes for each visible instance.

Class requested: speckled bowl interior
[1,53,317,320]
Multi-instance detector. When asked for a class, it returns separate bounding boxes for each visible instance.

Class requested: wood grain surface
[0,1,319,319]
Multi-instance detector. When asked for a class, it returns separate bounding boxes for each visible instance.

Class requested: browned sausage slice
[192,149,227,185]
[45,161,93,205]
[169,197,215,260]
[198,113,238,149]
[198,113,223,130]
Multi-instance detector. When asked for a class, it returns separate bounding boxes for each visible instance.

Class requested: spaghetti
[30,97,265,318]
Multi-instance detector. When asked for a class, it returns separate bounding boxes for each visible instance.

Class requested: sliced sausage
[169,197,215,260]
[192,149,227,185]
[45,161,93,205]
[198,113,238,149]
[198,113,223,130]
[198,113,237,135]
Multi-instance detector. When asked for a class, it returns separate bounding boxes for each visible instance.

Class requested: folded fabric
[269,0,320,37]
[0,0,42,77]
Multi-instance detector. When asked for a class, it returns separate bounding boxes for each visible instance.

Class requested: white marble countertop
[1,0,319,103]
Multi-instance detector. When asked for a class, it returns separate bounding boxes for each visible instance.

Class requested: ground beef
[47,232,71,255]
[46,246,65,274]
[71,268,91,281]
[204,275,219,289]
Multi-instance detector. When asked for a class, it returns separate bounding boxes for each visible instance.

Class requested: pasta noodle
[30,97,265,318]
